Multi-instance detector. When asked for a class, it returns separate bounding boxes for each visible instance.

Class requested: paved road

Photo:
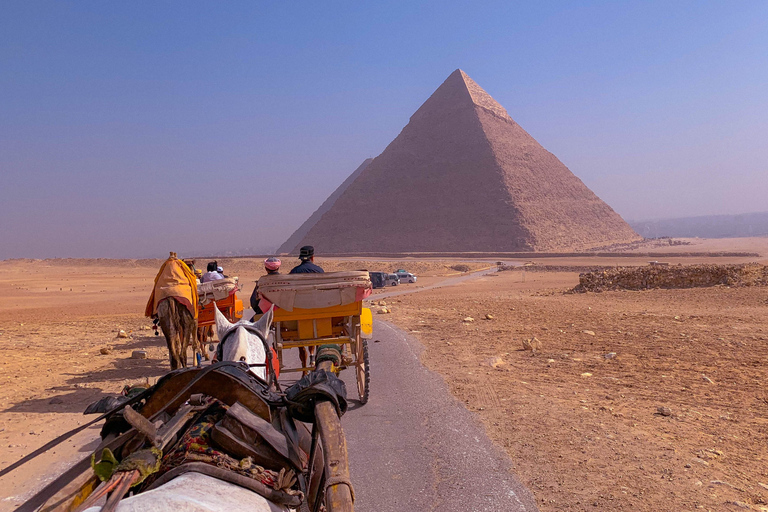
[372,266,504,301]
[337,321,538,512]
[247,265,538,511]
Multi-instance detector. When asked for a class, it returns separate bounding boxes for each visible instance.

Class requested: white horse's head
[214,306,274,381]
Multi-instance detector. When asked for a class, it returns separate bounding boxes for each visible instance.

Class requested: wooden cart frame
[273,301,372,404]
[197,292,244,327]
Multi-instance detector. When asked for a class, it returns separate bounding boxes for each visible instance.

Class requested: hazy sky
[2,1,767,259]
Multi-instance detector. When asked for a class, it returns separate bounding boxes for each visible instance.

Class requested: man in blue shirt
[289,246,325,274]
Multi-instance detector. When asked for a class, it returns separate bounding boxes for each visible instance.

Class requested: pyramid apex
[411,69,510,122]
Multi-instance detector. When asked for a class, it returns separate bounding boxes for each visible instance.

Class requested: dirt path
[2,252,768,511]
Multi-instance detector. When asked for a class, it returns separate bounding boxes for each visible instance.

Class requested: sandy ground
[0,256,486,509]
[1,241,767,510]
[380,254,768,510]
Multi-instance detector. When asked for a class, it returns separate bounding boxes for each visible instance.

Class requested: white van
[385,274,400,286]
[393,271,417,283]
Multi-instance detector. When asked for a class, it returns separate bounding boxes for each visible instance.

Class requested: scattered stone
[139,325,150,330]
[484,314,494,320]
[99,347,112,355]
[379,301,387,306]
[582,330,596,336]
[377,307,390,314]
[728,501,751,509]
[131,350,147,359]
[547,359,555,363]
[759,482,768,491]
[49,397,64,405]
[117,330,129,339]
[580,372,593,377]
[462,317,474,323]
[691,457,710,466]
[481,356,505,368]
[701,374,715,384]
[604,352,617,359]
[522,337,541,352]
[575,263,768,292]
[656,406,672,417]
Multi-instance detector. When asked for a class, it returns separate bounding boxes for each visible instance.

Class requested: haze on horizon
[2,1,767,259]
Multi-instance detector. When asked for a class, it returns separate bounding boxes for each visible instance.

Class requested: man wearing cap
[289,245,324,274]
[250,257,281,315]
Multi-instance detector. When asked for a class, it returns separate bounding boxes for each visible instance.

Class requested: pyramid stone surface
[278,158,373,254]
[281,70,640,254]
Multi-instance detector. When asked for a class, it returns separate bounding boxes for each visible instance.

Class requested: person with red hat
[250,257,281,316]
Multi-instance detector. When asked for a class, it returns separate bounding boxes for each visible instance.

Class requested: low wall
[573,263,768,292]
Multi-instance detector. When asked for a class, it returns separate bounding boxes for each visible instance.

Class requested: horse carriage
[6,268,366,512]
[196,277,244,358]
[197,277,244,328]
[255,271,373,404]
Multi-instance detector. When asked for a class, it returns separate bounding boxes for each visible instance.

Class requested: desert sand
[1,240,767,510]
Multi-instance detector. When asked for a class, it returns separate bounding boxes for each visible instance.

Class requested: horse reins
[220,325,280,390]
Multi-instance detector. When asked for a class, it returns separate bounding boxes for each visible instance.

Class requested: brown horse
[197,324,213,361]
[156,297,198,369]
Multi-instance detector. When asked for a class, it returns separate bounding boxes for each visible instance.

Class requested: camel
[156,297,198,370]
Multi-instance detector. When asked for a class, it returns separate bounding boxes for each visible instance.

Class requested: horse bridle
[220,324,279,390]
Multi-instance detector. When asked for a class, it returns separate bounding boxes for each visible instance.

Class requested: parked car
[385,274,400,286]
[393,270,417,283]
[369,271,387,289]
[369,271,400,288]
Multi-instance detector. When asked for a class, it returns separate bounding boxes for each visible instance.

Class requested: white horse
[83,307,287,512]
[214,305,274,382]
[83,472,289,512]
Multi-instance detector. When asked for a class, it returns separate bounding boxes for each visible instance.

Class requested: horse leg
[200,325,211,361]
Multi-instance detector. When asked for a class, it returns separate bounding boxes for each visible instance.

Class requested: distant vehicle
[393,270,417,283]
[369,271,387,289]
[385,274,400,286]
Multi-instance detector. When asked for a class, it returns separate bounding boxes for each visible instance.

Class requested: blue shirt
[289,261,325,274]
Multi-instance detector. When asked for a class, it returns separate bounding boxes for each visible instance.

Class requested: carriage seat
[256,271,371,312]
[198,276,239,306]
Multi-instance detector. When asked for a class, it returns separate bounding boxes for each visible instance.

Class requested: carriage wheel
[355,334,370,404]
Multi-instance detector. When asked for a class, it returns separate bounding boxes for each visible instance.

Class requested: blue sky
[1,1,766,258]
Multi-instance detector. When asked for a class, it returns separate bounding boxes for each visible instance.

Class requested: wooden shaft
[314,360,354,512]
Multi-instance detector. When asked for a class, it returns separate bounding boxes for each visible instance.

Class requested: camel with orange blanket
[145,252,202,369]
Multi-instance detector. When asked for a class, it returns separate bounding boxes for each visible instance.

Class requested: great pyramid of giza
[280,69,640,254]
[277,158,373,254]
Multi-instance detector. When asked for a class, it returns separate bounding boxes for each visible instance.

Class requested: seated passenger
[289,246,324,274]
[201,261,224,283]
[250,257,281,316]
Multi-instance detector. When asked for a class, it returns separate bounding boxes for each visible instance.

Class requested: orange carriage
[197,277,244,328]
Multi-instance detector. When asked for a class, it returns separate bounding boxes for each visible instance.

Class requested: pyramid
[280,70,640,254]
[278,158,373,254]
